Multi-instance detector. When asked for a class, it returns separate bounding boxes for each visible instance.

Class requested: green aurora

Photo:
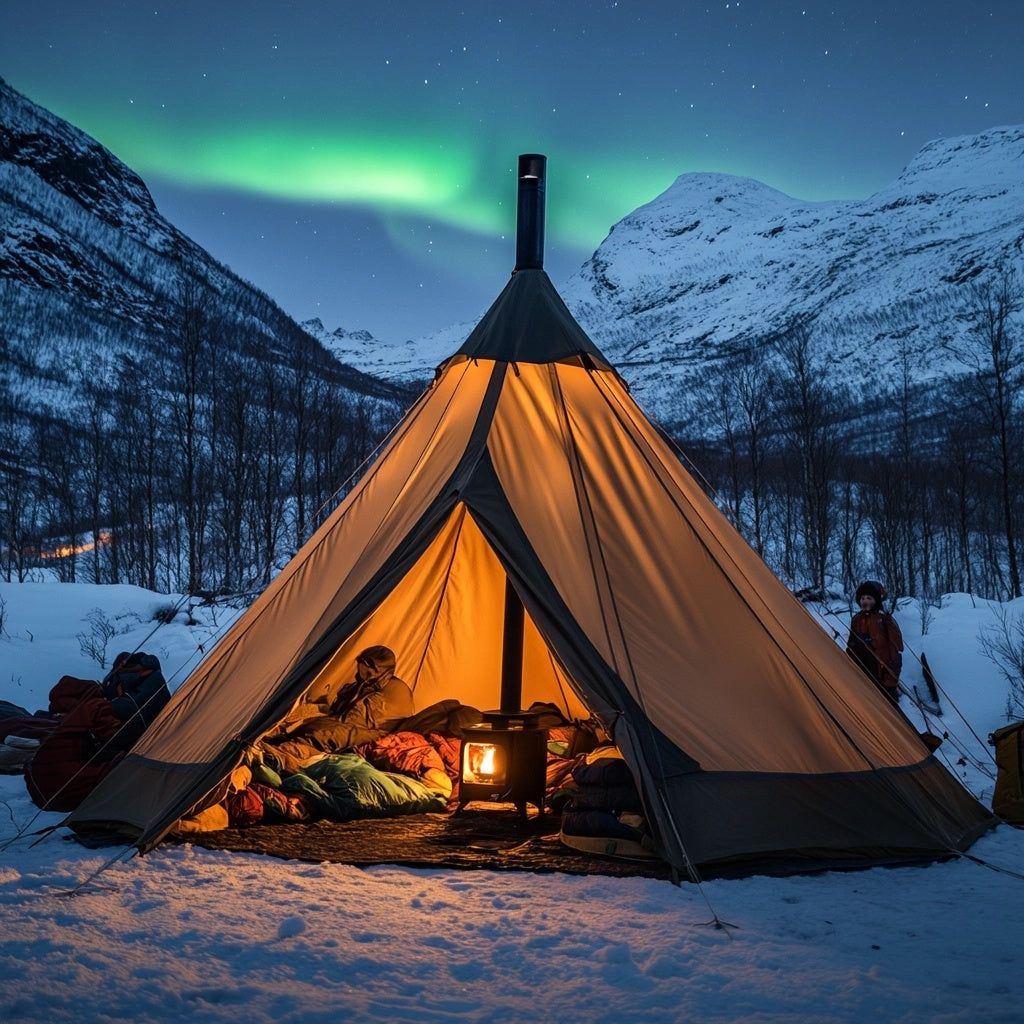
[5,0,1017,339]
[75,109,680,249]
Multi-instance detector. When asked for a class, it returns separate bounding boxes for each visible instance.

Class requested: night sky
[3,1,1021,342]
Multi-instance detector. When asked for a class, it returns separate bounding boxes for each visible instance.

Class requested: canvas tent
[67,157,994,875]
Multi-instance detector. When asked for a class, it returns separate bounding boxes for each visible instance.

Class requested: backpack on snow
[100,651,170,748]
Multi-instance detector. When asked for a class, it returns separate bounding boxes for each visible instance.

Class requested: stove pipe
[499,579,526,715]
[514,153,546,271]
[497,154,546,715]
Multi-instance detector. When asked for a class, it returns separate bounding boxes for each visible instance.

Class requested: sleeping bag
[281,752,451,820]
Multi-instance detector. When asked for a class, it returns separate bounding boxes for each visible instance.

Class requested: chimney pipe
[514,153,546,270]
[499,153,544,715]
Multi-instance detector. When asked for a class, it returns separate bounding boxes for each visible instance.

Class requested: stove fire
[463,738,505,785]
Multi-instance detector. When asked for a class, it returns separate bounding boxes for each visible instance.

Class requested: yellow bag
[990,722,1024,825]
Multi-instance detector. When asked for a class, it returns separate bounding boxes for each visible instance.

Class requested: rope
[49,844,139,898]
[952,847,1024,884]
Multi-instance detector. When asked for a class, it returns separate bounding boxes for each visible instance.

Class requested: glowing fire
[465,741,504,784]
[477,745,496,776]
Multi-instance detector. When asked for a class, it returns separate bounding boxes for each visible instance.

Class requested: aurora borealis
[2,1,1020,341]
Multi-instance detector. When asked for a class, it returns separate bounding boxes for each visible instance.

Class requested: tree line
[677,272,1024,604]
[0,278,403,596]
[2,272,1020,608]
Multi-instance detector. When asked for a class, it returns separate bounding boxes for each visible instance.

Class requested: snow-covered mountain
[4,68,1021,436]
[563,125,1024,418]
[309,125,1024,427]
[0,76,401,431]
[302,317,474,387]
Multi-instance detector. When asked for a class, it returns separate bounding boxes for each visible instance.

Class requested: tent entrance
[295,503,589,727]
[268,501,590,822]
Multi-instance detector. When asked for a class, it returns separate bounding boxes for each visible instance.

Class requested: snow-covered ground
[1,579,1023,1024]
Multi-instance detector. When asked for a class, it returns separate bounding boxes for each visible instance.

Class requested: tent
[67,157,994,875]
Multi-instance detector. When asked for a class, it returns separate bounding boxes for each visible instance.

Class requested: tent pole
[500,579,525,714]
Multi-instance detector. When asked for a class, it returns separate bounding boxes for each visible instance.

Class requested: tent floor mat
[172,807,675,879]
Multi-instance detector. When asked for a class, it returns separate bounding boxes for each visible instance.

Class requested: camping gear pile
[1,653,169,812]
[0,700,56,774]
[175,702,639,838]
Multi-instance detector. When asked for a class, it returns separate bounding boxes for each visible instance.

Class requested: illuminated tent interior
[66,157,994,875]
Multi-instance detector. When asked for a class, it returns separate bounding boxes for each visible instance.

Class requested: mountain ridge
[3,71,1022,435]
[308,124,1024,430]
[0,75,404,431]
[561,123,1024,419]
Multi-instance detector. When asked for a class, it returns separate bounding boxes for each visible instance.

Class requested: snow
[2,579,1023,1023]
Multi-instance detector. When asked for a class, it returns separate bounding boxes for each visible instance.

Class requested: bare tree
[950,272,1024,598]
[249,361,288,585]
[978,605,1024,719]
[78,379,114,584]
[0,412,40,582]
[282,334,322,549]
[698,346,776,554]
[34,416,84,582]
[770,324,847,596]
[107,357,169,591]
[694,363,746,530]
[164,275,218,593]
[211,352,260,592]
[834,470,866,598]
[933,383,986,595]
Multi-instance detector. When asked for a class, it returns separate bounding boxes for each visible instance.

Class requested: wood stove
[458,709,548,818]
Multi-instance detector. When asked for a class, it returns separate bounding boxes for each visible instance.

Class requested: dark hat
[355,645,396,678]
[855,580,886,607]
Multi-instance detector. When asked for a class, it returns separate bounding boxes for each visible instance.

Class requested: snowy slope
[562,125,1024,416]
[5,72,1022,431]
[302,317,474,387]
[0,76,399,427]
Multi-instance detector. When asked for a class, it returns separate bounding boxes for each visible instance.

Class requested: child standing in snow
[846,580,904,706]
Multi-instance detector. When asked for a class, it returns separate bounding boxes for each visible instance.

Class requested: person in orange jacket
[846,580,904,706]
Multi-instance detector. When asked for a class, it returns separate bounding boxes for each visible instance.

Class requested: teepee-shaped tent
[68,156,993,873]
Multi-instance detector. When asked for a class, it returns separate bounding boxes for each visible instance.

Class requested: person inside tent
[261,645,414,775]
[846,580,904,707]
